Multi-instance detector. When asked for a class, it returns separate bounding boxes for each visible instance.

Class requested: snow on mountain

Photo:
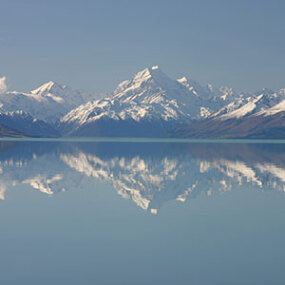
[112,66,232,119]
[30,81,100,108]
[177,76,207,97]
[178,76,244,118]
[60,66,232,137]
[173,87,285,139]
[178,76,238,103]
[1,68,285,138]
[218,95,262,120]
[255,90,285,117]
[213,89,285,120]
[0,80,104,123]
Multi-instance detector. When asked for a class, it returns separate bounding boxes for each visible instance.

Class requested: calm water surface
[0,140,285,285]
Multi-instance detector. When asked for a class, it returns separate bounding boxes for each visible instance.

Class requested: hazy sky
[1,0,285,93]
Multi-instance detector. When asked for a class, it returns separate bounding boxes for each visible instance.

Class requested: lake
[0,139,285,284]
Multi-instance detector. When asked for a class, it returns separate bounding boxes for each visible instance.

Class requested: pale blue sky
[1,0,284,93]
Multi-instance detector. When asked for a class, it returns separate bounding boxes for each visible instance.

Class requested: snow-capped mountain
[1,67,285,138]
[255,93,285,117]
[178,76,240,106]
[212,89,285,120]
[174,88,285,139]
[0,79,104,123]
[60,66,235,137]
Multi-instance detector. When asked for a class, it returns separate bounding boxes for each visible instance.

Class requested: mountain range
[1,67,285,138]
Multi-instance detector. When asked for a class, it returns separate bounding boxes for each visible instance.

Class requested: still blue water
[0,140,285,284]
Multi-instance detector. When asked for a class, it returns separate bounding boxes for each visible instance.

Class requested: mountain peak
[132,66,181,90]
[133,65,164,81]
[31,81,63,95]
[114,66,177,96]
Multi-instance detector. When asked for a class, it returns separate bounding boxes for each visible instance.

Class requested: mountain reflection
[0,140,285,213]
